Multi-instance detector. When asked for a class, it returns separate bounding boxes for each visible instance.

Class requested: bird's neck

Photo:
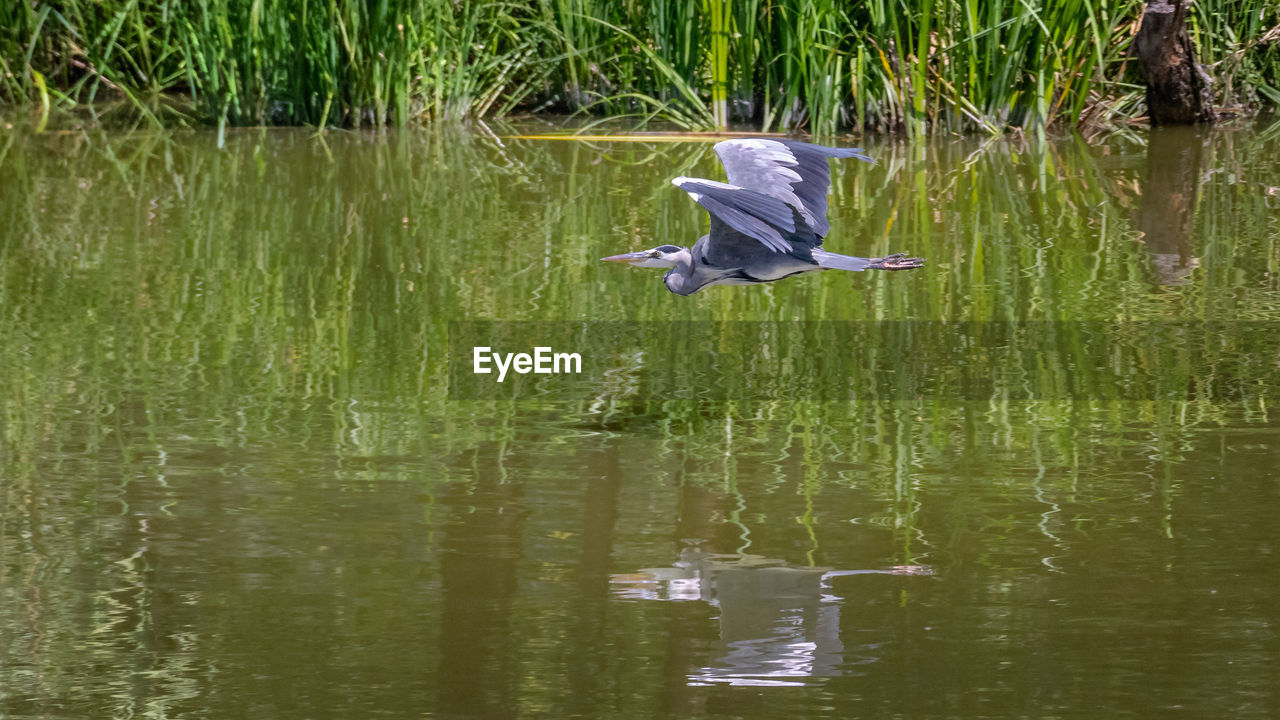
[662,248,699,295]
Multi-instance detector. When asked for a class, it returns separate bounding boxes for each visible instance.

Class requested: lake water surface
[1,122,1278,718]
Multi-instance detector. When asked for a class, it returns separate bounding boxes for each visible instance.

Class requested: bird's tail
[813,249,925,272]
[812,249,873,271]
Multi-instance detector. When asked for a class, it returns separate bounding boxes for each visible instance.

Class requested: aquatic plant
[1,1,1279,133]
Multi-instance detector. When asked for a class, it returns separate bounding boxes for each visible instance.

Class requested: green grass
[2,1,1279,133]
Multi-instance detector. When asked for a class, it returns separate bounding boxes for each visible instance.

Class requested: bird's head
[601,244,688,269]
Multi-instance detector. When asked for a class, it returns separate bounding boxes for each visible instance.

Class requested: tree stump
[1134,0,1214,125]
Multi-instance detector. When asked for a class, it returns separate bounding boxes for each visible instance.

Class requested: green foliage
[1,0,554,127]
[1,1,1279,132]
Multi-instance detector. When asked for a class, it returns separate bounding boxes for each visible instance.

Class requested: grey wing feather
[671,177,796,253]
[713,138,872,238]
[702,214,803,268]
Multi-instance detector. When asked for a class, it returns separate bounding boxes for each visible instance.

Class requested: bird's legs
[867,252,926,271]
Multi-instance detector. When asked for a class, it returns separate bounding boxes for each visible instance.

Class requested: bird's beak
[601,251,648,265]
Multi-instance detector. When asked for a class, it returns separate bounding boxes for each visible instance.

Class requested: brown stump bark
[1134,0,1214,125]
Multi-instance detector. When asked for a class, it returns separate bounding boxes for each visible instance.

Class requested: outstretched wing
[713,138,872,238]
[670,176,797,253]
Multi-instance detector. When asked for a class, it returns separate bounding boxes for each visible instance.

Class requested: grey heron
[602,138,924,295]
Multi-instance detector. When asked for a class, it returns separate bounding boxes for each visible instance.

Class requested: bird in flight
[602,138,924,295]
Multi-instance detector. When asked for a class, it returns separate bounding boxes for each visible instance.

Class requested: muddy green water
[1,123,1278,718]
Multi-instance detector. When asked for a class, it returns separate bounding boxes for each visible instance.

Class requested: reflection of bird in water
[602,138,924,295]
[611,549,934,686]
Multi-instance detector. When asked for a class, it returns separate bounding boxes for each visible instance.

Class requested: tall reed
[2,0,1278,133]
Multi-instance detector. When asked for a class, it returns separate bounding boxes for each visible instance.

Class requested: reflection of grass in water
[2,128,1278,713]
[1,127,1278,490]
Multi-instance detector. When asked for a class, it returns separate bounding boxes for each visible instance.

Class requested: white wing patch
[673,175,746,204]
[672,176,738,191]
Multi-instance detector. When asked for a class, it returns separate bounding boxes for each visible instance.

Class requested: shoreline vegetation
[2,0,1279,136]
